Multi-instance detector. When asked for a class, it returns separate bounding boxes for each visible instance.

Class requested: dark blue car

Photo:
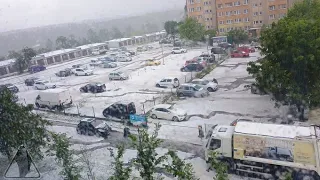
[28,65,46,73]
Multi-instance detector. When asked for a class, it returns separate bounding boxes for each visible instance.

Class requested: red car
[237,46,255,53]
[231,50,249,58]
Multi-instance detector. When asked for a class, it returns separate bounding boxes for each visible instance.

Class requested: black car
[76,118,112,138]
[80,83,106,93]
[55,68,72,77]
[211,47,225,54]
[1,83,19,93]
[24,77,40,86]
[103,102,136,120]
[180,63,204,72]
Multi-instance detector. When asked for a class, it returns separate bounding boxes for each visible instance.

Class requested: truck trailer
[35,88,72,110]
[205,121,320,179]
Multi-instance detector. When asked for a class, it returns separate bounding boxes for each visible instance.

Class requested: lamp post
[205,35,210,54]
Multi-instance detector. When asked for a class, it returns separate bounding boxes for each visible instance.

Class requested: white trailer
[205,122,320,179]
[35,88,72,110]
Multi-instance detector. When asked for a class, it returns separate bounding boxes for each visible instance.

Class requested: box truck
[35,89,72,110]
[205,122,320,179]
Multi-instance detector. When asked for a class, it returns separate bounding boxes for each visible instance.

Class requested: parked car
[149,104,187,121]
[191,79,218,92]
[74,68,93,76]
[172,47,187,54]
[128,50,136,56]
[35,89,72,109]
[108,72,129,80]
[230,119,254,126]
[145,59,161,66]
[117,55,132,62]
[55,68,72,77]
[28,65,46,73]
[100,57,117,62]
[2,83,19,93]
[137,46,146,52]
[101,62,117,68]
[159,39,171,44]
[199,53,215,63]
[211,47,225,54]
[218,42,234,49]
[147,45,154,50]
[25,77,40,86]
[72,64,84,69]
[176,83,209,97]
[155,77,180,88]
[34,80,56,90]
[231,50,249,58]
[180,63,204,72]
[102,102,136,120]
[90,59,103,66]
[80,83,106,93]
[76,118,111,138]
[238,46,255,53]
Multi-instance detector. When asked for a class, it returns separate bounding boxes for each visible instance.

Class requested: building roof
[235,121,315,139]
[76,43,106,49]
[107,38,132,43]
[37,49,77,58]
[0,58,16,67]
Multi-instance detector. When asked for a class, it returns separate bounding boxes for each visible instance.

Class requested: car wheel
[156,84,160,87]
[120,77,124,80]
[85,73,88,76]
[45,86,48,89]
[75,73,78,76]
[177,93,184,97]
[53,85,56,88]
[35,103,40,108]
[231,55,234,58]
[76,128,81,134]
[172,116,179,121]
[207,87,214,92]
[151,114,157,119]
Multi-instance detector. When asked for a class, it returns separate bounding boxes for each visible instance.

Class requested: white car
[74,68,93,76]
[117,55,132,62]
[172,47,187,54]
[34,80,56,90]
[191,79,218,92]
[156,77,180,88]
[150,104,187,121]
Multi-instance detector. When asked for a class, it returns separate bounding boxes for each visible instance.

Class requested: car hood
[171,108,187,116]
[95,122,108,129]
[207,82,218,87]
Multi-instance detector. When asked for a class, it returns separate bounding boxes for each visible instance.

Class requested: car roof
[192,79,206,82]
[80,118,95,122]
[153,104,172,109]
[180,83,196,87]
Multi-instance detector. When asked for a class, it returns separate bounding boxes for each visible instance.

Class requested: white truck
[205,121,320,179]
[35,89,72,110]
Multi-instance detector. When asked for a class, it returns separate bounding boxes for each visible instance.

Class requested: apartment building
[186,0,217,30]
[186,0,302,36]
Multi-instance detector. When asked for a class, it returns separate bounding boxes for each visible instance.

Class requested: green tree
[36,48,51,54]
[179,17,205,41]
[0,89,51,160]
[111,27,123,39]
[68,35,80,47]
[56,36,71,49]
[7,50,21,59]
[247,0,320,108]
[50,133,81,180]
[164,151,196,180]
[87,29,100,43]
[45,39,54,50]
[12,47,36,73]
[208,152,228,180]
[98,29,110,41]
[164,21,179,35]
[226,29,248,44]
[109,145,132,180]
[124,25,134,37]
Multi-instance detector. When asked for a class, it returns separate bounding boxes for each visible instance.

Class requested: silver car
[101,62,117,68]
[108,72,129,80]
[176,83,209,97]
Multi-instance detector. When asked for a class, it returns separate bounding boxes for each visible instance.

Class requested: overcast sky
[0,0,184,32]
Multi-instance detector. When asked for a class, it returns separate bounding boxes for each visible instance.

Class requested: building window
[210,17,213,20]
[269,5,275,10]
[198,15,202,18]
[244,9,248,14]
[217,12,223,16]
[189,8,194,12]
[226,11,231,16]
[244,0,248,5]
[195,0,200,3]
[218,4,223,8]
[279,4,287,9]
[225,3,232,7]
[226,20,233,24]
[244,17,249,22]
[253,3,257,7]
[234,1,240,6]
[260,12,262,15]
[253,12,258,16]
[233,10,240,15]
[219,20,224,24]
[234,18,241,23]
[196,7,201,11]
[189,0,194,4]
[269,14,275,19]
[219,28,225,33]
[210,10,212,12]
[260,20,263,23]
[207,26,210,29]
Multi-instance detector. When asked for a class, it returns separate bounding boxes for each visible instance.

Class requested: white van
[35,89,72,110]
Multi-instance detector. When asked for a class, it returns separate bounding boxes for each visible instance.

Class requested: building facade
[186,0,302,36]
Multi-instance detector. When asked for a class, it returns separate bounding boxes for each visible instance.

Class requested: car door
[161,108,172,119]
[183,86,191,96]
[159,79,166,87]
[154,108,166,119]
[38,82,45,89]
[114,73,120,80]
[166,79,173,87]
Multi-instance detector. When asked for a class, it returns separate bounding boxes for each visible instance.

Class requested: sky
[0,0,184,32]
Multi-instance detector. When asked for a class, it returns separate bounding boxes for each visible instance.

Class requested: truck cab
[205,125,234,162]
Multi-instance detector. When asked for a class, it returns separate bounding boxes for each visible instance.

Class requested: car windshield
[193,85,202,91]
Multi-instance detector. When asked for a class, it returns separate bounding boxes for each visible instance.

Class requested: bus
[212,36,228,46]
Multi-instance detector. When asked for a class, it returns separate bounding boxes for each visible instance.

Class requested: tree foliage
[208,152,228,180]
[87,29,100,43]
[109,145,132,180]
[11,47,36,73]
[56,36,71,49]
[98,29,110,41]
[179,17,205,41]
[226,29,248,44]
[205,30,217,45]
[247,0,320,107]
[164,151,196,180]
[0,89,50,159]
[45,39,54,50]
[50,133,81,180]
[111,27,124,39]
[164,21,179,35]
